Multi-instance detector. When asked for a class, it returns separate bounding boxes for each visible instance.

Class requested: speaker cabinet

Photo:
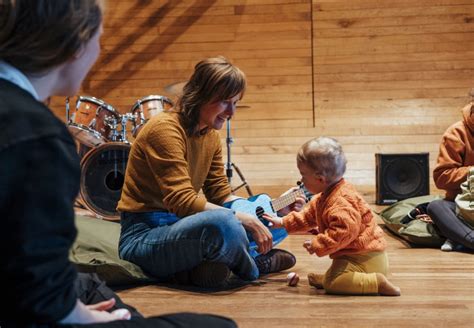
[375,153,430,205]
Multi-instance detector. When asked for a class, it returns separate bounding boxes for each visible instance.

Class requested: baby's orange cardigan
[283,179,386,258]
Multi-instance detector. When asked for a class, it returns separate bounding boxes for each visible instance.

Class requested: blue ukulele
[224,186,306,257]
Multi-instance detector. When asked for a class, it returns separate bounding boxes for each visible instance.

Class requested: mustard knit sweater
[283,179,386,258]
[117,111,232,217]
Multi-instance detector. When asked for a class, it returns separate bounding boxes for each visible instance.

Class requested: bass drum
[79,142,130,221]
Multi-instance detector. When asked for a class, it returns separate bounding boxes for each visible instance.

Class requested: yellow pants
[322,251,389,295]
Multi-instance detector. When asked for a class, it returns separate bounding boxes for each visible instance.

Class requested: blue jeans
[119,209,259,281]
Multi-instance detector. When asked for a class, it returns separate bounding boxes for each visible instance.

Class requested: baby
[264,137,400,296]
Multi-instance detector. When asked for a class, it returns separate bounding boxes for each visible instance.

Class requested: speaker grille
[376,153,429,205]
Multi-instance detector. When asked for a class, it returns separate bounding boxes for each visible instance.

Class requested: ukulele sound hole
[255,206,265,219]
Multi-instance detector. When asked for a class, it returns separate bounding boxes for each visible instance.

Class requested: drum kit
[67,82,253,221]
[66,94,174,220]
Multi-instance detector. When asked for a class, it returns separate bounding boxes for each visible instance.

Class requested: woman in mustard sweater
[264,137,401,296]
[117,57,297,288]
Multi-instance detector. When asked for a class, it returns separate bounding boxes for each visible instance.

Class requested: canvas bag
[70,215,155,286]
[455,167,474,227]
[379,195,444,247]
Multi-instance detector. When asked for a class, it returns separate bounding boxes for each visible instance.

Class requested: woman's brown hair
[178,56,246,136]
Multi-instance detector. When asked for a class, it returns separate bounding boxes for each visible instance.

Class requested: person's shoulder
[142,111,181,132]
[445,120,464,132]
[442,120,468,143]
[332,180,364,205]
[0,80,69,150]
[139,111,186,147]
[145,110,177,124]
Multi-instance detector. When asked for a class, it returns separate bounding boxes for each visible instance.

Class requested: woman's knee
[200,209,246,241]
[427,199,444,216]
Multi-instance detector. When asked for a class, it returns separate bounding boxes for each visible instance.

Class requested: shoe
[171,270,191,285]
[441,239,454,252]
[255,248,296,275]
[189,261,231,288]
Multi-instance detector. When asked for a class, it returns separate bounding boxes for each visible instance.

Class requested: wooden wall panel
[50,0,473,196]
[311,0,473,190]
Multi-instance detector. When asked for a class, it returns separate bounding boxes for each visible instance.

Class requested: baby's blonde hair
[297,136,347,183]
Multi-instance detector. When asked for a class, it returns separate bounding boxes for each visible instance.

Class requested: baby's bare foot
[376,273,401,296]
[307,272,324,289]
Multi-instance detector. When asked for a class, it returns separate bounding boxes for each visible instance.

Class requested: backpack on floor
[379,195,445,248]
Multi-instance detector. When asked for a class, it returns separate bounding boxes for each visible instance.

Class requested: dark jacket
[0,79,80,326]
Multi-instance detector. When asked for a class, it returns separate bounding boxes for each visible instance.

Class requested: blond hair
[297,136,347,183]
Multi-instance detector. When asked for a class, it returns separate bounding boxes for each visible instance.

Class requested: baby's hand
[277,187,307,216]
[262,213,283,228]
[303,240,315,254]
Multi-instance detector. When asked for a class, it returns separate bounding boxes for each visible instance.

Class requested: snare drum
[68,96,120,146]
[79,142,130,220]
[130,95,173,137]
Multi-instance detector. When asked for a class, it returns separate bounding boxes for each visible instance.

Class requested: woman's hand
[85,299,131,320]
[60,299,131,324]
[85,298,116,312]
[236,212,273,254]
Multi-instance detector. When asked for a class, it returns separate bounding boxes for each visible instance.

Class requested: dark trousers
[74,273,143,319]
[70,313,237,328]
[66,273,237,328]
[427,199,474,250]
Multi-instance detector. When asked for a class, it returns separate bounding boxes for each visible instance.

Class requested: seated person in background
[264,137,401,296]
[0,1,236,326]
[427,91,474,251]
[117,56,300,288]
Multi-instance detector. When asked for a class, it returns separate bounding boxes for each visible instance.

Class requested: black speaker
[375,153,430,205]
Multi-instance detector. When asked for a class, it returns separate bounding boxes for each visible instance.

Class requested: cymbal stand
[226,119,253,196]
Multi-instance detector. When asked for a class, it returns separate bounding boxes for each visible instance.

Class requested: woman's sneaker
[190,261,231,288]
[441,239,455,252]
[441,239,469,252]
[255,249,296,275]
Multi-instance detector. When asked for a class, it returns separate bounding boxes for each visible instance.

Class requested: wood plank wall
[50,0,474,194]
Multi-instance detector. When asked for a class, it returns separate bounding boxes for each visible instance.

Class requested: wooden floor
[116,226,474,327]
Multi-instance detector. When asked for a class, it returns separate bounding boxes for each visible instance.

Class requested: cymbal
[164,81,187,95]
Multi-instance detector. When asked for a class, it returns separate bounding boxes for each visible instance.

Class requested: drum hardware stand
[120,113,134,143]
[226,119,253,196]
[65,97,71,123]
[105,115,119,142]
